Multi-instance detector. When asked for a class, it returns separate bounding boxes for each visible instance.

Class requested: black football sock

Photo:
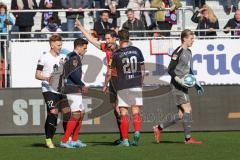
[114,109,122,139]
[45,113,58,139]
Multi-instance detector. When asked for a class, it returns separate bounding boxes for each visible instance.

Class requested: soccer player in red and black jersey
[75,19,122,144]
[110,30,145,146]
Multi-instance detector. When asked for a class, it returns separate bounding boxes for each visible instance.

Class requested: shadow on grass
[86,141,116,146]
[152,141,184,144]
[31,143,47,148]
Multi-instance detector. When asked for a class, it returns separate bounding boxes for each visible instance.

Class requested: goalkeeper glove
[174,76,189,88]
[195,81,204,95]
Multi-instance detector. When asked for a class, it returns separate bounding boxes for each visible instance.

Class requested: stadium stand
[0,0,238,34]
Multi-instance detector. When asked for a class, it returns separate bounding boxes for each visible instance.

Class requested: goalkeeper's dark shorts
[171,84,190,106]
[42,92,69,112]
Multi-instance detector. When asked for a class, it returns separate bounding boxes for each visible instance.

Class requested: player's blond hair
[49,34,62,44]
[181,29,194,43]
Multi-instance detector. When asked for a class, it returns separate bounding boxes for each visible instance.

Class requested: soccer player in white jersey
[35,34,70,148]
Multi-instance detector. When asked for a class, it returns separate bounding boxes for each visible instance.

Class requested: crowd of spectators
[0,0,240,39]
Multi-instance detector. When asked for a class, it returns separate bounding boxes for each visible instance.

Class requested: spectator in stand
[0,2,15,88]
[122,9,145,37]
[143,0,155,30]
[61,0,93,38]
[151,0,182,37]
[100,0,120,29]
[0,2,15,55]
[0,2,15,33]
[11,0,38,39]
[41,17,62,38]
[224,9,240,36]
[220,0,239,15]
[127,0,144,21]
[39,0,62,29]
[93,10,114,40]
[126,0,152,30]
[191,4,219,37]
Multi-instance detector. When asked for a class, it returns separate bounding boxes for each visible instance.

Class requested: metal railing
[8,29,240,40]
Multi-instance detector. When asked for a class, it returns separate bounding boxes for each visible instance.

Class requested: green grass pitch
[0,132,239,160]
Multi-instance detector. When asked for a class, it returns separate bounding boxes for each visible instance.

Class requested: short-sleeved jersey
[63,51,85,94]
[111,45,144,91]
[36,52,66,93]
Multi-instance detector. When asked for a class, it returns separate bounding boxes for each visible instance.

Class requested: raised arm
[75,19,101,49]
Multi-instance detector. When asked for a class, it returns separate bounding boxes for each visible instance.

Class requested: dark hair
[105,30,117,38]
[74,38,88,49]
[125,8,134,14]
[47,17,58,24]
[100,10,109,16]
[0,2,7,13]
[118,30,129,42]
[49,34,62,43]
[181,29,194,43]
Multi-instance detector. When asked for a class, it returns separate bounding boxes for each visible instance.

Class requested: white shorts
[117,87,143,107]
[66,93,84,112]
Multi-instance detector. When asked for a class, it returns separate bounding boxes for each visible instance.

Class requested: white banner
[11,39,240,88]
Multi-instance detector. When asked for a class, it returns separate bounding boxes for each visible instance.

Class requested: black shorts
[42,91,69,112]
[109,77,117,103]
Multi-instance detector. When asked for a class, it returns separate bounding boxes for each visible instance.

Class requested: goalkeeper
[153,29,204,144]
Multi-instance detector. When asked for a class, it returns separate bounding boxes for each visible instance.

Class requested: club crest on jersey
[60,58,64,64]
[172,54,178,60]
[73,59,78,67]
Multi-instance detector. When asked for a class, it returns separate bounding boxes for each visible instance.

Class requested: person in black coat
[224,9,240,36]
[191,4,219,37]
[11,0,38,38]
[100,0,122,28]
[39,0,62,29]
[93,10,114,40]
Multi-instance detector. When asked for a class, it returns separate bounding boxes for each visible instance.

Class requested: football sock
[114,109,122,139]
[133,113,142,132]
[62,117,78,143]
[45,113,58,139]
[72,120,83,141]
[120,115,129,140]
[62,112,71,133]
[183,112,191,139]
[160,114,181,129]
